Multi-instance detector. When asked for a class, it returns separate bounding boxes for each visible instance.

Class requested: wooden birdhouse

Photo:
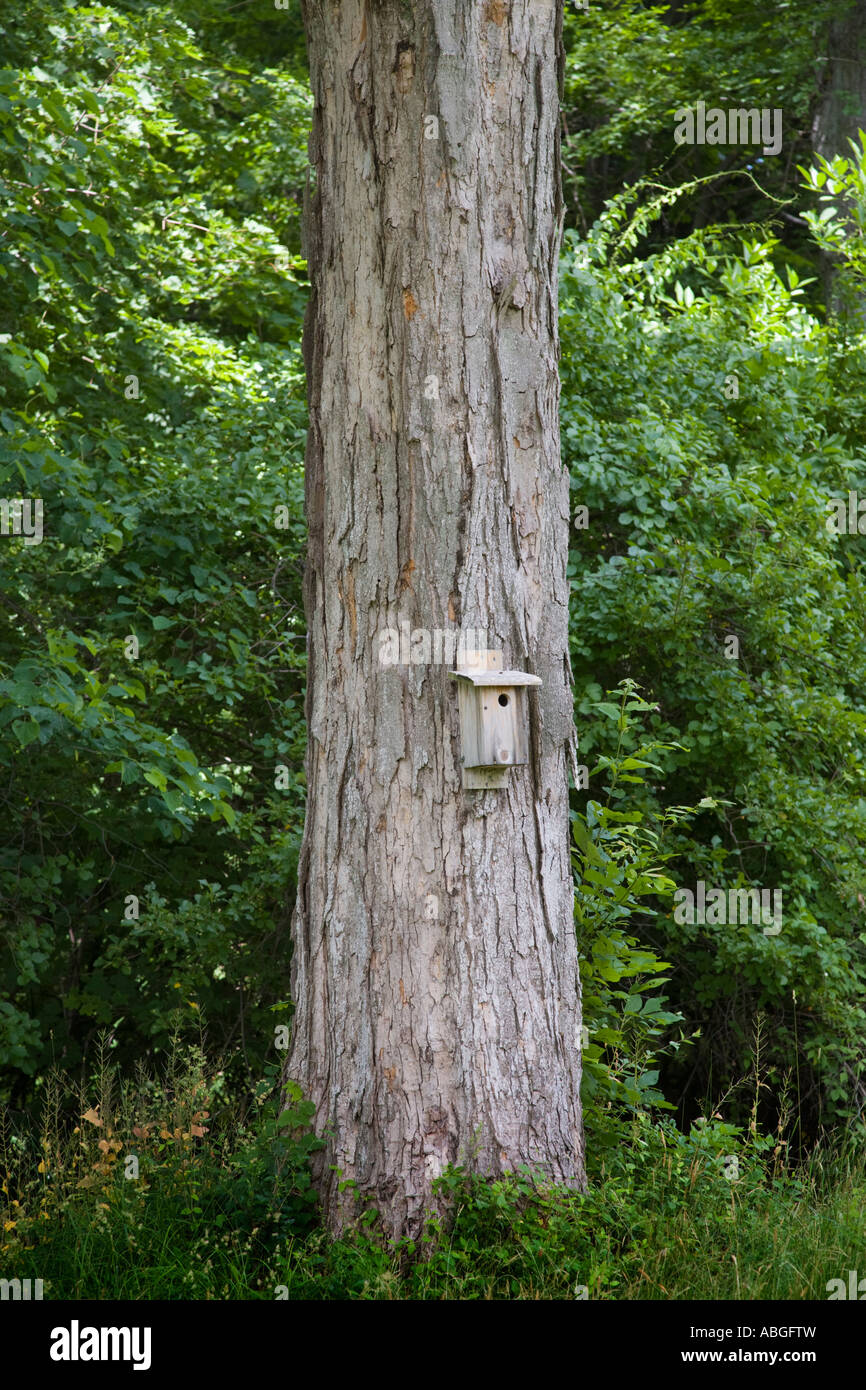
[449,650,542,789]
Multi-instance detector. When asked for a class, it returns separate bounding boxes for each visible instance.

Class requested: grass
[2,1034,863,1300]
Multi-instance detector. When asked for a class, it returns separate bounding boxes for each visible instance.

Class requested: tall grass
[2,1031,862,1300]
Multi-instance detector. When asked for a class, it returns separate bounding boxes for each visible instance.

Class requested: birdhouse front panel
[475,684,525,767]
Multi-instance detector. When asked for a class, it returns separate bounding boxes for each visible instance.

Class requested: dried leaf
[82,1107,103,1127]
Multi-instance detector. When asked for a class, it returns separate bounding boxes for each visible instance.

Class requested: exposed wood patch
[393,41,415,93]
[484,0,507,25]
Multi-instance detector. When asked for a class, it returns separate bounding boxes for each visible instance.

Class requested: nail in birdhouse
[449,650,541,790]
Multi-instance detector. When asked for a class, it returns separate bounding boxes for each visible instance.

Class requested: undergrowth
[2,1028,862,1300]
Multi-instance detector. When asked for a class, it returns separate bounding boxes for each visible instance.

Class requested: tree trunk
[286,0,584,1239]
[811,0,866,315]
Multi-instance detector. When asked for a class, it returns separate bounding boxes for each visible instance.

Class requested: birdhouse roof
[448,669,542,687]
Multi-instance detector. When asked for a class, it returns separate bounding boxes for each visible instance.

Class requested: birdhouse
[449,650,541,789]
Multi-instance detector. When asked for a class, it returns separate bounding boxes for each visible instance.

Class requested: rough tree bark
[285,0,585,1238]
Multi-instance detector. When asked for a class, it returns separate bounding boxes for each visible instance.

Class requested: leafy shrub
[563,172,866,1140]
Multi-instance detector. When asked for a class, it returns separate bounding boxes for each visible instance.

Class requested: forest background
[2,0,866,1299]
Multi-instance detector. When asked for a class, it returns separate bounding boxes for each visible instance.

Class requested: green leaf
[12,718,40,746]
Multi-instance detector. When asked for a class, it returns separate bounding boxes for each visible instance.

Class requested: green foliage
[199,1067,323,1246]
[0,0,311,1097]
[561,0,837,241]
[800,132,866,314]
[562,167,866,1139]
[0,1031,323,1297]
[573,681,697,1128]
